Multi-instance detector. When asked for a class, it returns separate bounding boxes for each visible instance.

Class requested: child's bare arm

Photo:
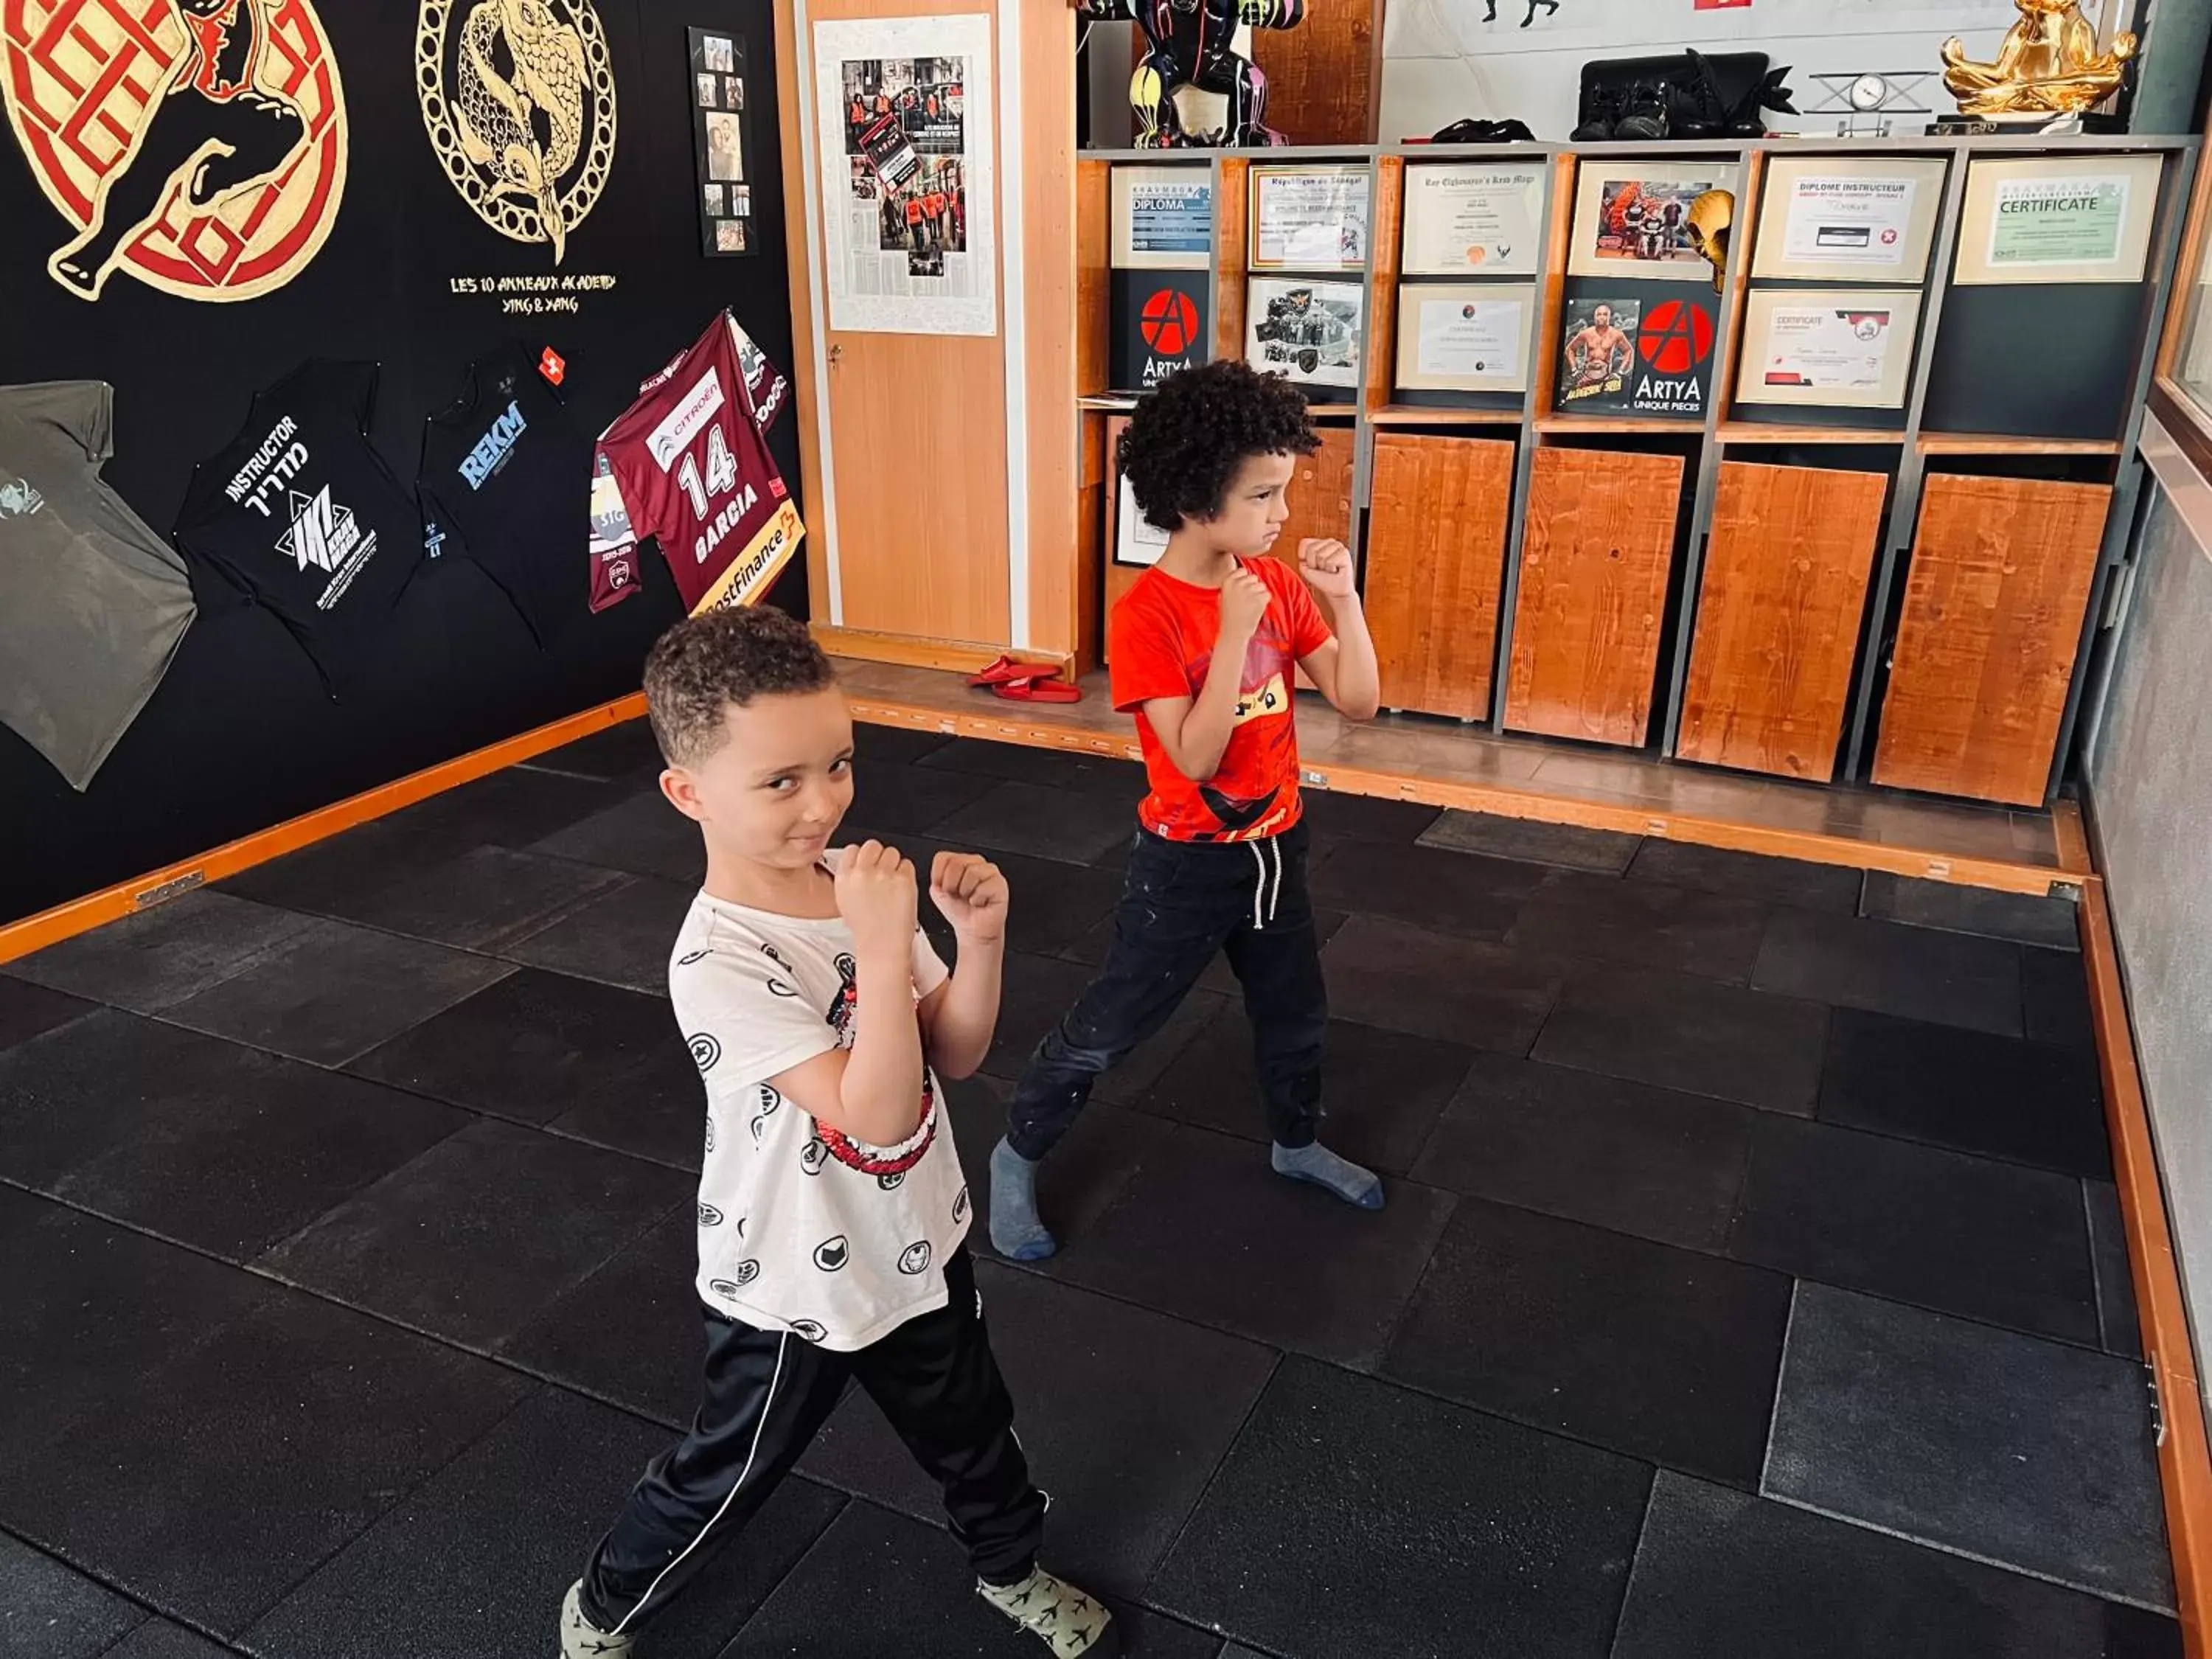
[1295,538,1381,723]
[1142,566,1271,780]
[917,852,1007,1079]
[765,843,928,1147]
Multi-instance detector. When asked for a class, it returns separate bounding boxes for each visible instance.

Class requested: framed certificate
[1753,156,1947,284]
[1249,164,1370,272]
[1742,288,1923,409]
[1245,276,1363,389]
[1401,164,1545,277]
[1568,161,1736,281]
[1114,470,1169,566]
[1394,282,1534,393]
[1112,164,1214,271]
[1954,153,2165,285]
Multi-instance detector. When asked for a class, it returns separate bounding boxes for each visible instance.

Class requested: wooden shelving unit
[1916,432,2123,456]
[1718,421,1905,447]
[1536,413,1703,437]
[1074,133,2201,808]
[1369,406,1524,426]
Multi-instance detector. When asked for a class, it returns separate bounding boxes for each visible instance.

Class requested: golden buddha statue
[1942,0,2136,121]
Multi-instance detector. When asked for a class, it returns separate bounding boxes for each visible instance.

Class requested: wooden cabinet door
[1506,447,1685,745]
[1872,473,2111,805]
[1270,423,1354,692]
[1677,461,1888,782]
[1273,422,1356,559]
[1365,432,1515,719]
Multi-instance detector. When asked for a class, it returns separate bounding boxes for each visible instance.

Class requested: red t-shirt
[1110,556,1332,842]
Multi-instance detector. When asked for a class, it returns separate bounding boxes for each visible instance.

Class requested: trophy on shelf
[1941,0,2136,125]
[1077,0,1307,147]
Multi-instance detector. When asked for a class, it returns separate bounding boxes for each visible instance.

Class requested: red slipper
[993,675,1082,703]
[969,655,1051,688]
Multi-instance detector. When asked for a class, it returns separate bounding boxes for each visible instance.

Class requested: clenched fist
[1298,538,1357,599]
[930,851,1010,943]
[835,841,917,959]
[1219,564,1272,645]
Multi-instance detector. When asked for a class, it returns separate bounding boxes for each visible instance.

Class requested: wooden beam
[2079,872,2212,1658]
[809,624,1067,677]
[838,687,2073,897]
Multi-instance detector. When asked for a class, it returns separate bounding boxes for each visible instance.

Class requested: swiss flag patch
[539,347,567,386]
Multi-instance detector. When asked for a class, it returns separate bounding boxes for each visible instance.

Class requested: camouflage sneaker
[978,1567,1119,1656]
[561,1581,633,1658]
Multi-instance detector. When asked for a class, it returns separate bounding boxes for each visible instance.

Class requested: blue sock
[1272,1141,1385,1211]
[990,1138,1059,1261]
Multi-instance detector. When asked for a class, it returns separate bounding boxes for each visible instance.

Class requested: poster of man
[1593,180,1711,267]
[1559,296,1638,407]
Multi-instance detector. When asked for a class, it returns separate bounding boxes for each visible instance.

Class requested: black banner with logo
[1109,270,1210,394]
[0,0,796,923]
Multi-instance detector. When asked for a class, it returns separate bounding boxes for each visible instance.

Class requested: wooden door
[1872,473,2112,805]
[812,0,1010,647]
[1365,433,1516,718]
[1677,462,1888,782]
[1506,447,1685,745]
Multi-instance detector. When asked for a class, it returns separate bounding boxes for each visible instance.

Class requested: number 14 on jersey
[677,422,740,518]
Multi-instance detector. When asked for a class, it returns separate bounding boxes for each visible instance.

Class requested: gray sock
[990,1138,1059,1261]
[1272,1141,1385,1211]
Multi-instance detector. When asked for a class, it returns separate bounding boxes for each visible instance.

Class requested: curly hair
[1119,360,1319,533]
[643,605,835,767]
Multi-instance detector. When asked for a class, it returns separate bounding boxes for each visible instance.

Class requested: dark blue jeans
[1006,821,1326,1160]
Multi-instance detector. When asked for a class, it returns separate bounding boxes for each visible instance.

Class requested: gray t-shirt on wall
[0,381,197,790]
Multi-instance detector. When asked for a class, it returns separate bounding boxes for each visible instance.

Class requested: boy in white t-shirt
[560,608,1116,1658]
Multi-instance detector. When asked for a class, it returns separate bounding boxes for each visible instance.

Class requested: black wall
[1,0,801,925]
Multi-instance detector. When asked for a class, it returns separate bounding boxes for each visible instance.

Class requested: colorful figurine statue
[1941,0,2135,121]
[1077,0,1307,147]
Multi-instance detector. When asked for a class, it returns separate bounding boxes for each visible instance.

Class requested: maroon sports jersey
[595,312,803,613]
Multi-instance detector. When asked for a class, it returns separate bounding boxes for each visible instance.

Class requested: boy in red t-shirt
[990,361,1383,1260]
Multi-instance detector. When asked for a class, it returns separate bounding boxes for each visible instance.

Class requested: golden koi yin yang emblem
[415,0,616,263]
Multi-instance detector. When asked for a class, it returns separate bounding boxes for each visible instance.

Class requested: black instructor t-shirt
[173,361,422,699]
[417,344,591,645]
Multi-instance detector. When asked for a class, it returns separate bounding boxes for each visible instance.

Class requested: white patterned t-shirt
[670,866,970,1351]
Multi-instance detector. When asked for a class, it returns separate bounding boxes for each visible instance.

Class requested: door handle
[827,344,844,364]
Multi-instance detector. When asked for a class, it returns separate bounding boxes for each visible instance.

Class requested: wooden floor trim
[845,694,2083,898]
[0,694,647,966]
[2080,872,2212,1657]
[810,624,1073,679]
